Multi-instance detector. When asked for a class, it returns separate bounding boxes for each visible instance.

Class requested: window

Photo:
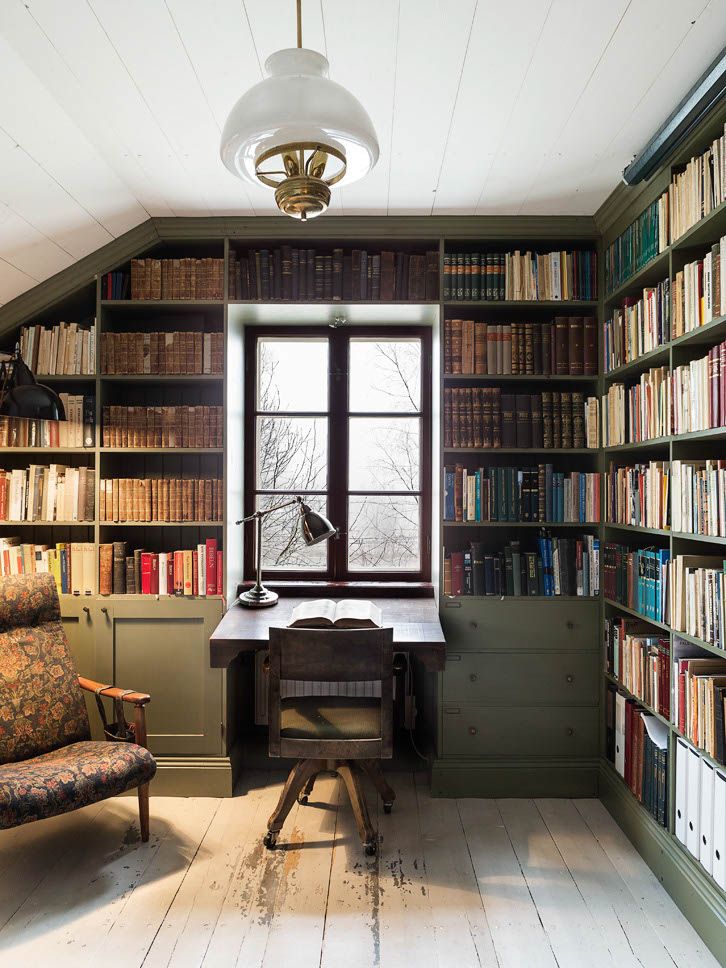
[244,326,431,582]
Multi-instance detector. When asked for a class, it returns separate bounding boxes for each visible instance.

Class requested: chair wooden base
[265,758,396,855]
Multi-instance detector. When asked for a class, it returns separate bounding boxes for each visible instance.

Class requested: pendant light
[220,0,379,220]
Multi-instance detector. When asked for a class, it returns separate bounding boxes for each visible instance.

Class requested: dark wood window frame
[243,324,432,583]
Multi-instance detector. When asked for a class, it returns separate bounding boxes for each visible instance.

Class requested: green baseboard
[146,756,234,797]
[430,757,599,797]
[599,760,726,965]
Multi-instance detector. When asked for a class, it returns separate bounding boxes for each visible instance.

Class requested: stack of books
[602,542,671,622]
[602,366,671,446]
[672,340,726,433]
[18,321,96,375]
[102,405,223,448]
[669,124,726,241]
[228,246,439,301]
[101,331,224,374]
[604,460,670,531]
[99,477,222,523]
[0,538,96,595]
[671,233,726,337]
[605,614,670,717]
[0,465,94,522]
[671,459,726,537]
[443,464,600,524]
[604,192,669,294]
[98,539,223,597]
[603,280,670,373]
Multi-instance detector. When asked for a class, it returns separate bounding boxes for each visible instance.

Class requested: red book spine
[173,550,184,595]
[167,555,174,595]
[192,550,198,595]
[140,552,152,594]
[216,550,223,595]
[624,700,633,790]
[720,340,726,427]
[678,664,686,734]
[150,553,159,595]
[205,538,217,595]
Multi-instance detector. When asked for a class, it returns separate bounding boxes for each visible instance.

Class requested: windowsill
[236,580,435,599]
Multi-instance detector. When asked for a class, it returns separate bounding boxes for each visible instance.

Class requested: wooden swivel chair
[264,626,396,856]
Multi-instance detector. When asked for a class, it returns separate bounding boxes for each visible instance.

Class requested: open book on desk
[288,598,382,629]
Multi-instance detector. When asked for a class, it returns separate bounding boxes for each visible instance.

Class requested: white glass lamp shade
[220,48,379,188]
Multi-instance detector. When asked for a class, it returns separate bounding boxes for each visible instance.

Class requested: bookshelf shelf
[671,312,726,349]
[98,521,224,528]
[670,531,726,545]
[34,373,96,382]
[99,448,224,455]
[672,426,726,444]
[600,759,669,833]
[443,447,598,455]
[603,344,670,382]
[604,250,670,305]
[101,299,224,308]
[670,628,725,657]
[443,373,597,384]
[603,598,671,633]
[672,725,726,772]
[443,520,599,528]
[442,594,599,602]
[100,374,223,384]
[603,672,670,727]
[671,197,726,252]
[603,436,671,452]
[2,447,93,454]
[1,520,93,526]
[603,522,671,537]
[443,300,598,309]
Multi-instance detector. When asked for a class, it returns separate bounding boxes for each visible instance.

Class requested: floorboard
[0,779,719,968]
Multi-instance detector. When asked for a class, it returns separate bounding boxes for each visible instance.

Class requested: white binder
[713,769,726,890]
[675,738,688,845]
[614,692,626,777]
[686,745,702,858]
[699,758,715,873]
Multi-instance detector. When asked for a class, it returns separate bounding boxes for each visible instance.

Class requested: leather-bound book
[394,252,406,300]
[463,388,473,447]
[473,389,483,448]
[323,255,333,300]
[332,248,344,301]
[515,393,531,448]
[502,325,512,374]
[290,247,299,300]
[444,388,452,447]
[450,319,462,373]
[442,254,452,301]
[583,317,597,375]
[451,389,461,449]
[517,325,526,375]
[409,254,426,301]
[380,251,395,301]
[533,325,543,374]
[555,317,570,374]
[501,393,517,448]
[444,319,452,373]
[99,543,113,596]
[495,325,504,374]
[273,249,283,299]
[491,388,502,448]
[537,464,546,522]
[486,326,498,375]
[351,250,362,300]
[542,391,553,448]
[552,391,562,448]
[462,319,475,374]
[531,392,543,448]
[470,253,481,300]
[463,254,471,301]
[482,388,493,448]
[112,541,127,594]
[572,391,585,448]
[370,254,381,300]
[342,254,352,301]
[281,245,293,299]
[133,548,144,593]
[125,556,136,594]
[425,250,439,300]
[471,542,485,596]
[474,322,487,374]
[510,322,520,374]
[306,248,315,298]
[524,325,534,374]
[561,392,573,448]
[568,317,584,375]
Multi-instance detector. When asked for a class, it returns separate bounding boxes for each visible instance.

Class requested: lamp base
[238,586,279,608]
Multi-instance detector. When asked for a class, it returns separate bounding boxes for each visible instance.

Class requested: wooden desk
[209,595,446,671]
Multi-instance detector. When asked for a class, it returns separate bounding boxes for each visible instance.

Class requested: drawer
[443,651,599,705]
[440,704,598,758]
[440,598,598,652]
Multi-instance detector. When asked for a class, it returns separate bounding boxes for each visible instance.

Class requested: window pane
[257,416,327,491]
[257,338,328,412]
[349,338,421,412]
[257,495,328,571]
[349,417,420,491]
[348,496,420,571]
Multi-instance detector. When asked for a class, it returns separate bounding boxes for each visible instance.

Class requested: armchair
[0,573,156,841]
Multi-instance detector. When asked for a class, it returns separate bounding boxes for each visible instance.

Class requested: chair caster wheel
[263,832,277,850]
[383,802,393,814]
[297,794,308,805]
[364,842,377,857]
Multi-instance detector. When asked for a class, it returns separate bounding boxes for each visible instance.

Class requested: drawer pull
[447,654,462,663]
[469,673,478,682]
[469,621,478,630]
[566,727,575,737]
[444,707,461,715]
[468,726,478,736]
[445,600,462,608]
[566,674,574,684]
[566,621,574,630]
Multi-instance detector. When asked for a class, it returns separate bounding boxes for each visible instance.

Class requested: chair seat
[280,696,381,740]
[0,740,157,829]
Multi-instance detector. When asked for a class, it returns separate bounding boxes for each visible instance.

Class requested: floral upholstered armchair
[0,573,156,840]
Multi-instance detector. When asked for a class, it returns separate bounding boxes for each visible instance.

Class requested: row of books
[228,247,439,302]
[120,258,225,300]
[19,321,96,375]
[669,124,726,241]
[602,366,671,446]
[443,388,599,450]
[603,543,671,623]
[100,331,224,375]
[443,534,599,598]
[0,465,94,523]
[0,540,97,594]
[0,393,94,449]
[604,192,669,295]
[671,459,726,538]
[98,477,222,523]
[442,249,597,301]
[670,555,726,650]
[604,614,671,718]
[603,280,670,373]
[604,460,670,532]
[674,649,726,764]
[443,464,600,524]
[98,540,222,597]
[606,687,668,828]
[672,341,726,434]
[443,317,597,376]
[101,406,224,449]
[675,738,726,888]
[671,235,726,338]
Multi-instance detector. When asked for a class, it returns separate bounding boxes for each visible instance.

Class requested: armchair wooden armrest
[78,676,151,749]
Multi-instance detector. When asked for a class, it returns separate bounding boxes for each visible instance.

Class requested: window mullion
[327,330,349,581]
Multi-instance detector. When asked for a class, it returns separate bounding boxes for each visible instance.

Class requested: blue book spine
[444,468,455,520]
[579,474,585,523]
[475,471,481,522]
[557,477,564,522]
[60,549,68,595]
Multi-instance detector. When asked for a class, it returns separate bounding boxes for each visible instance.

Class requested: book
[444,249,596,301]
[101,331,223,375]
[18,320,96,376]
[288,598,382,629]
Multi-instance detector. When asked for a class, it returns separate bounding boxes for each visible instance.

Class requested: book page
[333,599,382,628]
[289,599,337,627]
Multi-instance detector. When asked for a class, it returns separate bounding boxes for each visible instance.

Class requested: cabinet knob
[469,673,478,682]
[82,606,90,616]
[101,607,109,616]
[566,621,574,630]
[566,674,574,684]
[469,621,478,630]
[468,726,478,736]
[566,727,575,736]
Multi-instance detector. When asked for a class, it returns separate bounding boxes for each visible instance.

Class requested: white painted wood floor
[0,772,718,968]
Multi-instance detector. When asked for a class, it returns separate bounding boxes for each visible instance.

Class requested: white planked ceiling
[0,0,724,305]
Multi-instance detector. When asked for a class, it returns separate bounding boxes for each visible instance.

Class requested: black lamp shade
[0,383,66,421]
[300,502,337,546]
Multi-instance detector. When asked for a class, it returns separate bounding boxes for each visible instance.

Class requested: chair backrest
[0,574,90,765]
[268,626,394,760]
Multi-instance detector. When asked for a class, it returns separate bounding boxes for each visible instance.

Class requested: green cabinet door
[61,597,107,740]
